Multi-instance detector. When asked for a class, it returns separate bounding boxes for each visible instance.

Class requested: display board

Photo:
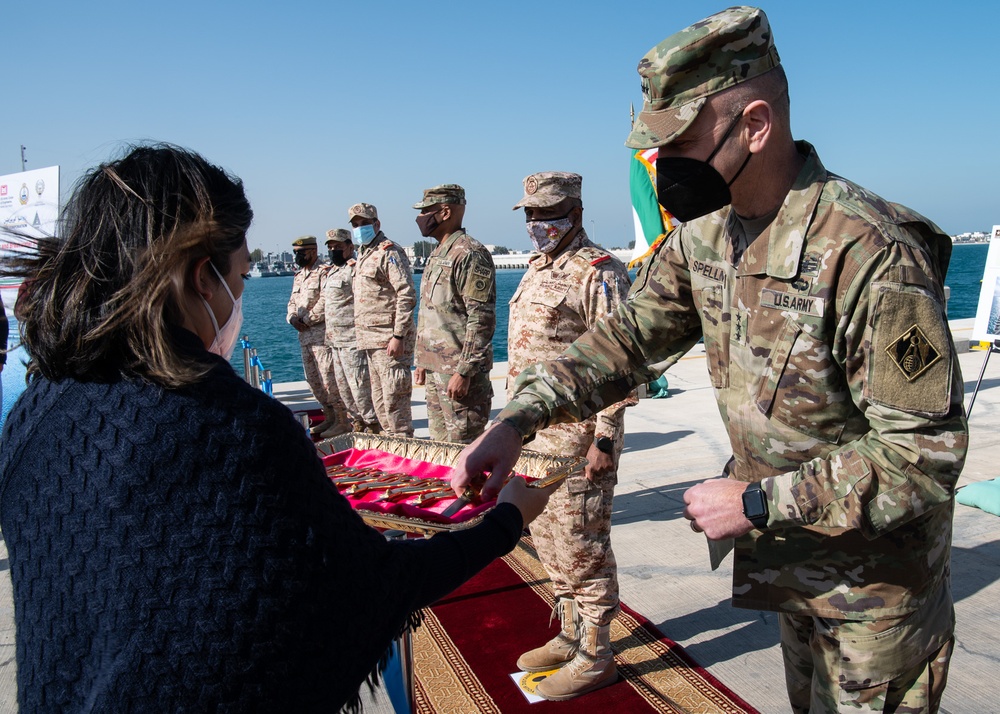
[0,165,58,311]
[971,224,1000,342]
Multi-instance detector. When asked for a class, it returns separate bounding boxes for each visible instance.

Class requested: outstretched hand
[496,476,555,526]
[452,422,524,500]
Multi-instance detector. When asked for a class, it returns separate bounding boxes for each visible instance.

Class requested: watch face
[742,488,767,519]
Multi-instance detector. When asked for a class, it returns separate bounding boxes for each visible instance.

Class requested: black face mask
[655,112,752,223]
[294,251,312,267]
[415,210,441,238]
[329,249,348,266]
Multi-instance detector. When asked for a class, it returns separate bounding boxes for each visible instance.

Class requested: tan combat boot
[535,620,617,701]
[516,598,580,672]
[309,407,338,436]
[319,421,351,439]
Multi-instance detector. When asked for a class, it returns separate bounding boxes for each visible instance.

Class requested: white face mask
[201,261,243,360]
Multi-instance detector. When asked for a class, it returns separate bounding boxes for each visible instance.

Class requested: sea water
[237,243,991,384]
[0,243,991,425]
[234,270,526,384]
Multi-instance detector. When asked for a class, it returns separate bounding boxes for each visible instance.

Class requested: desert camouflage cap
[291,235,317,247]
[347,202,378,221]
[625,6,781,150]
[412,184,466,209]
[325,228,352,244]
[512,172,582,210]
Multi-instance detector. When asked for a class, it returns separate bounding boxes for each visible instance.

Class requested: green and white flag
[629,148,673,269]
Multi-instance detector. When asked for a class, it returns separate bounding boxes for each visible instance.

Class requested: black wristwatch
[741,482,768,529]
[595,436,614,455]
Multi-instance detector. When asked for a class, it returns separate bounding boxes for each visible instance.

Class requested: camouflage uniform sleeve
[454,249,496,376]
[385,247,417,337]
[497,234,702,438]
[286,274,299,323]
[581,259,639,439]
[763,239,968,538]
[305,268,327,326]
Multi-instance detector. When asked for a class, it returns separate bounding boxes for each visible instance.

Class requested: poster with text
[971,224,1000,342]
[0,165,59,310]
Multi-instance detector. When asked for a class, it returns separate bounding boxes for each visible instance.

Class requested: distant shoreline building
[953,231,990,243]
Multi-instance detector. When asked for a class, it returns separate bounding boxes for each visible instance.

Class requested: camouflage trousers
[364,348,414,437]
[299,340,343,416]
[424,369,493,444]
[329,345,378,428]
[780,579,954,713]
[528,425,621,627]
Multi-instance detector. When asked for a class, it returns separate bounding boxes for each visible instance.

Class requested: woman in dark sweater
[0,145,549,713]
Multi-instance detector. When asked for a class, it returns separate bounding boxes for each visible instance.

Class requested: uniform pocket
[526,289,567,339]
[700,285,729,389]
[427,265,451,306]
[756,320,850,443]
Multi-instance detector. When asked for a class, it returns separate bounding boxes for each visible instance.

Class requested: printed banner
[0,165,58,310]
[971,224,1000,342]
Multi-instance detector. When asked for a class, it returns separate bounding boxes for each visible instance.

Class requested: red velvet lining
[324,448,532,526]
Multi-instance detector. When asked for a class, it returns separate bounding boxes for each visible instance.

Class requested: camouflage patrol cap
[325,228,352,244]
[291,235,317,247]
[412,184,466,209]
[347,203,378,221]
[512,172,582,210]
[625,6,781,149]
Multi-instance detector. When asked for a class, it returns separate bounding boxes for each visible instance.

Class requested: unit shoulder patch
[867,284,952,416]
[885,325,942,382]
[463,261,495,303]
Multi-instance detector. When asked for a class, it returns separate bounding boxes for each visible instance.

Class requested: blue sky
[8,1,998,255]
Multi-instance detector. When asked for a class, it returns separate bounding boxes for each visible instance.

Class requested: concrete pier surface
[1,318,997,712]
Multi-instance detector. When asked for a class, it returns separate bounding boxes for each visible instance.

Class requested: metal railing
[239,335,273,397]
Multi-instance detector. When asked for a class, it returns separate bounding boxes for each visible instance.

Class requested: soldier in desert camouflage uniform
[323,228,379,435]
[348,203,416,437]
[286,235,343,436]
[411,184,496,443]
[503,172,634,701]
[455,8,967,713]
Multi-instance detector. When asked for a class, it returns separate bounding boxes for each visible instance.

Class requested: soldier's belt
[316,433,586,536]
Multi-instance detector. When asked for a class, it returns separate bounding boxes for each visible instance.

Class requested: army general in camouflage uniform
[323,228,379,435]
[286,235,343,436]
[412,184,496,444]
[349,203,417,437]
[505,172,634,701]
[455,8,967,713]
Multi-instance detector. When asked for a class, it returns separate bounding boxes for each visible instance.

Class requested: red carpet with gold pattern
[412,538,759,713]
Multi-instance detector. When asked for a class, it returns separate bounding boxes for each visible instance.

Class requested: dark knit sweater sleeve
[0,353,522,714]
[0,301,7,366]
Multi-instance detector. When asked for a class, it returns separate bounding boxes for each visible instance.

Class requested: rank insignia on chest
[732,308,749,346]
[885,324,942,381]
[799,254,821,277]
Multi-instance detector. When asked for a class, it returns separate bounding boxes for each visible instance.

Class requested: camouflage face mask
[655,111,751,222]
[526,216,573,253]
